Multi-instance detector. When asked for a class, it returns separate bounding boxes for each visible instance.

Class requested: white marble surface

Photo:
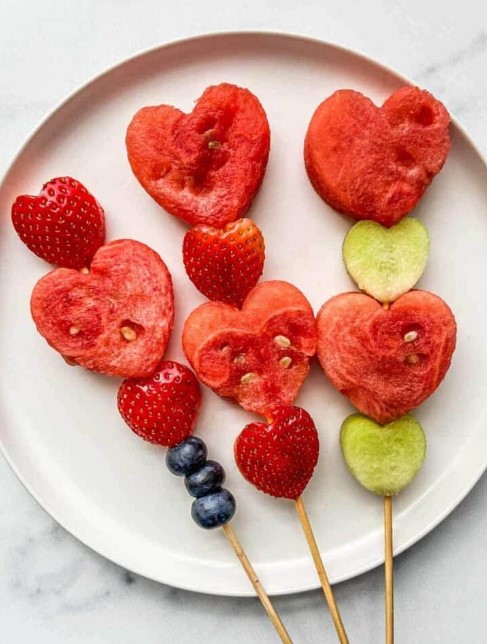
[1,1,487,642]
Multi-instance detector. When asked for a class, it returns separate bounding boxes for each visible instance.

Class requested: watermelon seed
[69,325,81,336]
[234,355,245,365]
[279,357,292,368]
[405,354,420,364]
[120,326,137,342]
[404,331,418,342]
[274,335,291,348]
[79,267,89,275]
[240,372,254,384]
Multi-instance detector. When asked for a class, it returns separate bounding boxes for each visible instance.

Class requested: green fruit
[340,414,426,496]
[342,218,430,303]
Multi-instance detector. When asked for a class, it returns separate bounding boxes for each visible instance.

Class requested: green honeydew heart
[342,218,430,303]
[340,414,426,496]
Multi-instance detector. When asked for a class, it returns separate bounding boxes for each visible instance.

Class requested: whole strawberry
[183,218,265,308]
[234,406,319,500]
[118,361,201,447]
[11,176,105,269]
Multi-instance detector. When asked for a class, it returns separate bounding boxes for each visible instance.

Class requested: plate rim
[1,30,486,597]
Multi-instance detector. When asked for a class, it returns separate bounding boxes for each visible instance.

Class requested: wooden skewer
[294,497,349,644]
[384,495,394,644]
[222,523,293,644]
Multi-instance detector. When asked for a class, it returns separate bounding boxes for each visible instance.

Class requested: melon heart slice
[126,83,270,228]
[340,414,426,496]
[317,290,456,423]
[31,239,174,378]
[343,218,430,303]
[182,280,317,417]
[304,86,451,226]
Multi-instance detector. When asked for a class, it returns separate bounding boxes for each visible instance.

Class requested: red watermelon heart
[316,290,456,423]
[182,280,317,417]
[305,86,451,227]
[234,406,320,500]
[126,83,270,228]
[31,239,174,378]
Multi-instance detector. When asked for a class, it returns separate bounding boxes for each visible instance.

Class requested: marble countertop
[1,1,487,642]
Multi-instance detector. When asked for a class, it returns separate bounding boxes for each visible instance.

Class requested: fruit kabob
[182,281,348,642]
[11,176,291,643]
[128,84,349,643]
[117,360,293,643]
[305,85,457,644]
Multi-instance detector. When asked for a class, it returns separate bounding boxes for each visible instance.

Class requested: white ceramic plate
[1,32,486,597]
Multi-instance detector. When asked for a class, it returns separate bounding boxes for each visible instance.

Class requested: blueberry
[166,437,207,476]
[191,489,236,529]
[185,460,225,498]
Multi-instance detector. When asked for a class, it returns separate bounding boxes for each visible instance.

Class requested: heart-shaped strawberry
[126,83,270,228]
[234,406,319,499]
[182,280,317,417]
[340,413,426,496]
[342,218,430,303]
[305,87,451,226]
[31,239,174,378]
[12,176,105,268]
[317,290,456,423]
[183,218,265,307]
[118,360,201,447]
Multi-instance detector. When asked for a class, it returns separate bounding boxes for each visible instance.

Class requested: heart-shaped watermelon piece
[31,239,174,378]
[305,86,451,226]
[317,290,456,423]
[182,280,317,417]
[340,414,426,496]
[126,83,270,227]
[234,406,320,500]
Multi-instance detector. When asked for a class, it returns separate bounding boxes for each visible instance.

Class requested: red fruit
[234,406,319,500]
[316,290,456,423]
[118,360,201,447]
[126,83,270,227]
[183,218,265,308]
[11,176,105,268]
[31,239,174,378]
[182,280,317,417]
[305,87,451,227]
